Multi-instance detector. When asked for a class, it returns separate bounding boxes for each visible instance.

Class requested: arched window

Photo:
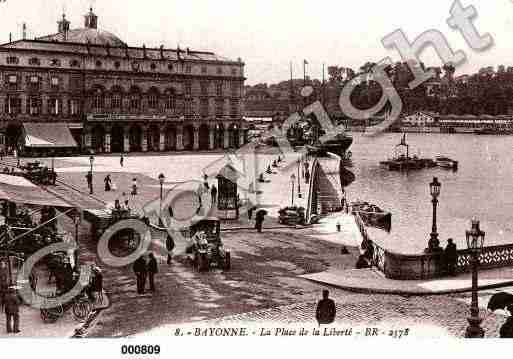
[129,87,141,111]
[147,88,160,109]
[92,88,104,110]
[165,89,175,111]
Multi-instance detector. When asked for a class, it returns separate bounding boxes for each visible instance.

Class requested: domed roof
[38,28,126,47]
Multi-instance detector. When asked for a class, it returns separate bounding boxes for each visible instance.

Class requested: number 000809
[121,345,160,355]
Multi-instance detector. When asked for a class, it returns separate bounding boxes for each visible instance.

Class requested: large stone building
[0,8,247,155]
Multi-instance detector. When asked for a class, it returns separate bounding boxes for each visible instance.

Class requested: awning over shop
[0,174,72,207]
[23,123,78,148]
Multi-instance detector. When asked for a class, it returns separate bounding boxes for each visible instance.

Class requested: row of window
[90,95,240,116]
[5,96,80,116]
[3,74,63,91]
[6,55,240,75]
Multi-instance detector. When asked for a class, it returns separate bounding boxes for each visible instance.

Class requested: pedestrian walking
[166,233,175,265]
[315,289,336,326]
[133,255,147,294]
[304,168,310,184]
[131,178,138,196]
[0,261,9,312]
[210,185,217,204]
[92,266,103,303]
[255,210,265,233]
[248,206,255,220]
[104,174,112,192]
[86,171,93,194]
[147,253,158,293]
[120,154,124,167]
[4,287,21,334]
[444,238,457,276]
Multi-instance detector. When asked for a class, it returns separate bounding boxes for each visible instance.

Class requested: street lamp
[89,154,95,194]
[158,173,165,226]
[290,174,296,207]
[426,177,441,252]
[465,218,485,338]
[73,210,81,269]
[297,159,302,199]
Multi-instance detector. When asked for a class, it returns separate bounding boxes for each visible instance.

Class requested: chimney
[9,32,12,43]
[22,23,26,40]
[186,47,190,55]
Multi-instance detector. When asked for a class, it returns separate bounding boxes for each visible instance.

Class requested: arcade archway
[183,125,194,150]
[111,125,124,153]
[129,125,142,152]
[164,125,176,151]
[92,124,105,153]
[148,125,160,152]
[198,124,210,150]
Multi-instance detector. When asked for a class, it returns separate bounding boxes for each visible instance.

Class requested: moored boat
[351,201,392,232]
[435,156,458,170]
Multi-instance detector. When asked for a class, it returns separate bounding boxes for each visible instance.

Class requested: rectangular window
[215,99,224,117]
[230,100,239,117]
[7,57,19,65]
[201,82,208,96]
[8,75,17,84]
[216,82,223,97]
[7,96,21,114]
[231,82,238,97]
[148,94,158,109]
[111,94,122,109]
[130,96,140,110]
[29,97,41,115]
[185,82,192,96]
[92,95,104,110]
[185,99,193,116]
[165,96,175,110]
[185,65,192,74]
[48,98,60,115]
[70,99,80,115]
[200,99,209,117]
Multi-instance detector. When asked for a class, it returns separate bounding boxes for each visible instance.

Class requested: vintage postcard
[0,0,512,356]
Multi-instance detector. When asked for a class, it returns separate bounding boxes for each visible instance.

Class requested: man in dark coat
[147,253,158,293]
[500,305,513,338]
[166,234,175,265]
[210,185,218,205]
[133,255,147,294]
[4,288,21,333]
[444,238,457,276]
[316,290,336,325]
[255,211,265,233]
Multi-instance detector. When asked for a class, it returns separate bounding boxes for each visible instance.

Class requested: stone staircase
[314,158,343,215]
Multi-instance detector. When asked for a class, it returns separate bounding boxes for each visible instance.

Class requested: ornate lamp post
[297,159,302,199]
[465,218,485,338]
[290,174,296,207]
[427,177,441,252]
[158,173,165,224]
[89,154,94,194]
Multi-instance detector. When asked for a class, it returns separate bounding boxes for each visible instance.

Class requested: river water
[346,133,513,254]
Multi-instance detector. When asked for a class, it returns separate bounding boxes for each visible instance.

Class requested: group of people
[133,253,158,295]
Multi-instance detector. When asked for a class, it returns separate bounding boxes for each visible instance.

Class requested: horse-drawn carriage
[184,218,231,272]
[18,161,57,185]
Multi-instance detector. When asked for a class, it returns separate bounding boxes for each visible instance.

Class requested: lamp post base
[465,316,484,338]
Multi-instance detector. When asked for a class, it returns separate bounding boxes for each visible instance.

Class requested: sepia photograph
[0,0,512,354]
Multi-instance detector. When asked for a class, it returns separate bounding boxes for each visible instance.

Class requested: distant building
[0,7,247,155]
[402,111,437,127]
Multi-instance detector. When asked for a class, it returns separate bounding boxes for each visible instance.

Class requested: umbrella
[256,209,268,216]
[487,292,513,312]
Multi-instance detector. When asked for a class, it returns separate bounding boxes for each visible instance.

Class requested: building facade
[0,8,247,155]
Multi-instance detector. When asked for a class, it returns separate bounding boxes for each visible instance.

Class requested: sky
[0,0,512,85]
